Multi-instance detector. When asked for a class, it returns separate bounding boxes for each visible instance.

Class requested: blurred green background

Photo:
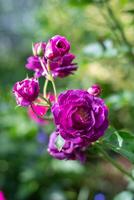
[0,0,134,199]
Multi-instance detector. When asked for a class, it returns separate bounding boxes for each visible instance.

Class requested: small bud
[88,84,101,96]
[32,42,46,56]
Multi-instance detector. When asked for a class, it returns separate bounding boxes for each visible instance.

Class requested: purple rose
[48,131,88,162]
[33,42,46,56]
[45,35,70,60]
[88,84,102,97]
[25,56,47,78]
[52,89,108,142]
[13,78,39,107]
[50,53,77,78]
[26,53,77,78]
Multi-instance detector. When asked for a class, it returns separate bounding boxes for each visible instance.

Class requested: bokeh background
[0,0,134,199]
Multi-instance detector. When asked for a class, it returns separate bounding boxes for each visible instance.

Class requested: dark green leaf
[103,128,134,163]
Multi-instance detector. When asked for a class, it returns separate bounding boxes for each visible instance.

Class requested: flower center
[77,108,90,122]
[57,40,66,49]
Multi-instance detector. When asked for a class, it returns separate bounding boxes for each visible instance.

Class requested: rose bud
[88,84,102,96]
[52,89,108,143]
[45,35,70,60]
[13,78,39,107]
[32,42,46,57]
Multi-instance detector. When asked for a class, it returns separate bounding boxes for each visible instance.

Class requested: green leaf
[114,131,123,148]
[103,127,134,163]
[55,135,65,151]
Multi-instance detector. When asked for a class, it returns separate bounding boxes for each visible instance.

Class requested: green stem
[104,1,134,63]
[47,60,57,101]
[39,57,57,101]
[39,94,50,106]
[98,8,122,46]
[51,77,57,101]
[96,143,134,181]
[39,57,48,74]
[43,79,49,98]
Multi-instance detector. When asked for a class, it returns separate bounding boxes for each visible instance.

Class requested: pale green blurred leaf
[55,134,65,151]
[114,191,133,200]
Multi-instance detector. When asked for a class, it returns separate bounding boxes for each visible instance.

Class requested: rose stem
[47,59,57,101]
[95,143,134,181]
[43,79,49,98]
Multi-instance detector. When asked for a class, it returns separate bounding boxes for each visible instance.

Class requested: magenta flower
[52,89,108,142]
[26,53,77,78]
[0,191,6,200]
[25,35,77,78]
[28,93,55,125]
[50,53,77,78]
[48,131,88,162]
[26,56,47,78]
[45,35,70,60]
[28,104,48,125]
[13,78,39,107]
[26,42,47,78]
[88,84,102,96]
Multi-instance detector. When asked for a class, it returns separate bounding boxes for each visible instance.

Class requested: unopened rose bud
[13,78,39,107]
[88,84,102,96]
[32,42,46,56]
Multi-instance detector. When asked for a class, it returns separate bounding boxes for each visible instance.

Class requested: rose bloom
[13,78,39,107]
[26,53,77,78]
[52,89,108,143]
[49,53,77,78]
[26,57,47,79]
[45,35,70,60]
[48,131,88,162]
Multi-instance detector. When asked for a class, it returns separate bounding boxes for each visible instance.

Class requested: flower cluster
[13,35,109,162]
[26,35,77,78]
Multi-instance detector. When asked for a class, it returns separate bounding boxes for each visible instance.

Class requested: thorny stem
[95,143,134,181]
